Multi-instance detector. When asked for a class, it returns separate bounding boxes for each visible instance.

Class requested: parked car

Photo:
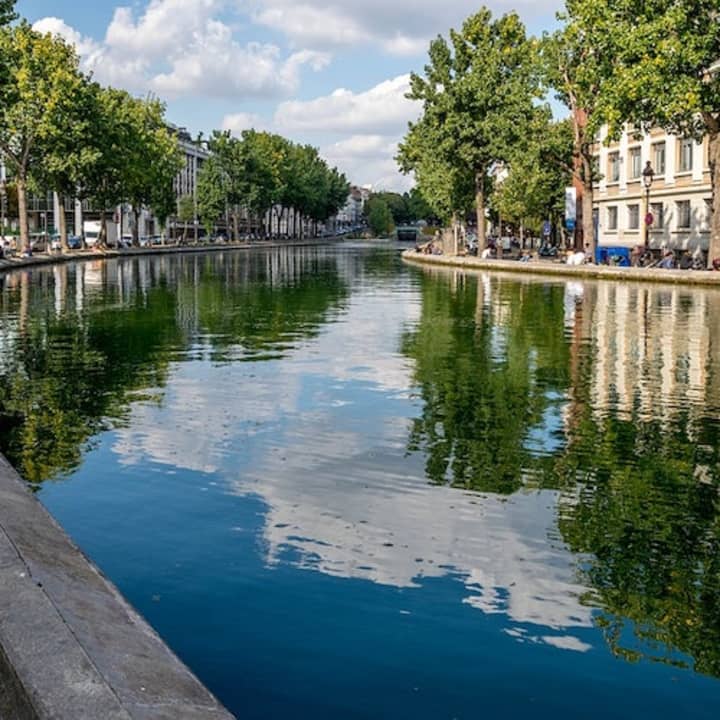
[67,235,82,250]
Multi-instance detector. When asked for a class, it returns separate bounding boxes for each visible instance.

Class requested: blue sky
[19,1,562,190]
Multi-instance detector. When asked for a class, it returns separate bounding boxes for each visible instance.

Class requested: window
[677,200,691,229]
[608,152,620,183]
[629,147,642,179]
[652,142,666,175]
[679,138,694,172]
[607,206,618,230]
[650,202,664,229]
[628,204,640,230]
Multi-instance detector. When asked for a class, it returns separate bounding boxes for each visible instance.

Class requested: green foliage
[365,191,432,226]
[0,252,347,484]
[177,195,195,225]
[398,7,540,245]
[122,96,182,241]
[196,130,349,238]
[0,23,87,249]
[0,0,16,26]
[574,0,720,263]
[407,187,434,223]
[366,197,394,237]
[492,113,574,233]
[197,156,228,235]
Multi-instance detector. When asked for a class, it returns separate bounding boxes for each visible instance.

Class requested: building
[594,126,712,252]
[168,125,210,239]
[337,186,371,227]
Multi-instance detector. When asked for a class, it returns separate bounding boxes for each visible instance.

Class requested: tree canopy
[398,7,540,248]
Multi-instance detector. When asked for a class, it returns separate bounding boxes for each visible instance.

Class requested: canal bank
[402,249,720,287]
[0,238,341,276]
[0,452,235,720]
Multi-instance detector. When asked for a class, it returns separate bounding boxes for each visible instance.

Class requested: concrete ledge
[0,453,235,719]
[402,250,720,287]
[0,238,340,276]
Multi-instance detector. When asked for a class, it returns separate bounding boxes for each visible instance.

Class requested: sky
[20,0,562,191]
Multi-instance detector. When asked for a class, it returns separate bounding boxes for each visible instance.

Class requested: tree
[197,155,228,238]
[583,0,720,267]
[32,74,99,250]
[123,96,181,246]
[543,2,616,256]
[398,8,539,249]
[79,85,136,247]
[0,24,86,251]
[0,0,16,26]
[367,196,394,237]
[406,187,434,223]
[177,195,195,242]
[492,113,574,242]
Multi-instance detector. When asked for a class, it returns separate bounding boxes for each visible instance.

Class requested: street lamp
[642,161,655,248]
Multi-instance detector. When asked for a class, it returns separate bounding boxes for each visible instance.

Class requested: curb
[401,250,720,287]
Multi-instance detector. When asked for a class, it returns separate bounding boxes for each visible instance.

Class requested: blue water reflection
[1,245,718,718]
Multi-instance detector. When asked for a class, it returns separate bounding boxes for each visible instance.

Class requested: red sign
[645,213,654,226]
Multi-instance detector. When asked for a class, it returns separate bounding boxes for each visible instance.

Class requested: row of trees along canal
[0,1,349,253]
[398,1,720,267]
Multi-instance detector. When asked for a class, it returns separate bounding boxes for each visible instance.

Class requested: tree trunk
[98,210,107,248]
[232,212,239,243]
[58,194,68,251]
[475,172,487,250]
[16,175,29,253]
[132,206,140,247]
[582,172,595,260]
[708,130,720,268]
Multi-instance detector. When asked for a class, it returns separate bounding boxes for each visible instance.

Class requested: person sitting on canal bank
[658,250,675,269]
[631,244,648,267]
[679,251,694,270]
[712,258,720,271]
[480,245,494,260]
[566,249,586,266]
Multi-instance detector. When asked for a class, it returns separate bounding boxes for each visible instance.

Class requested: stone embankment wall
[0,453,235,720]
[402,250,720,287]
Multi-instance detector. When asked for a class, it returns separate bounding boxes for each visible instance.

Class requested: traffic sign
[565,218,576,231]
[543,221,551,236]
[645,212,654,226]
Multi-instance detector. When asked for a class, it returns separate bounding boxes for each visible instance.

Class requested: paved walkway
[402,250,720,287]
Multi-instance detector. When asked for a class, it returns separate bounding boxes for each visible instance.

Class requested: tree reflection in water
[0,249,348,485]
[403,268,720,678]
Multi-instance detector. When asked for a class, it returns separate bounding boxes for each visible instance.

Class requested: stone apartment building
[594,125,712,252]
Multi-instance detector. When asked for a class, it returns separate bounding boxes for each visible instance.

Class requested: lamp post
[642,161,655,249]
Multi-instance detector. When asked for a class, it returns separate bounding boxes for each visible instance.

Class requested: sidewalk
[402,250,720,288]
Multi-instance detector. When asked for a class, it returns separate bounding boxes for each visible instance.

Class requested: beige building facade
[594,126,712,252]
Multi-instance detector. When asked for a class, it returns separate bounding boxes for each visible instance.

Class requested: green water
[0,245,719,718]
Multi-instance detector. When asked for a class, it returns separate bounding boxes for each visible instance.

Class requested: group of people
[415,241,443,256]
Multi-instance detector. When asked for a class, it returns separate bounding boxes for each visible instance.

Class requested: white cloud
[274,74,419,135]
[272,75,419,189]
[222,112,267,134]
[33,0,329,100]
[251,0,562,55]
[322,134,410,191]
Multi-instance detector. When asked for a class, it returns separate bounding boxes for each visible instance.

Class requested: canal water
[1,244,719,719]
